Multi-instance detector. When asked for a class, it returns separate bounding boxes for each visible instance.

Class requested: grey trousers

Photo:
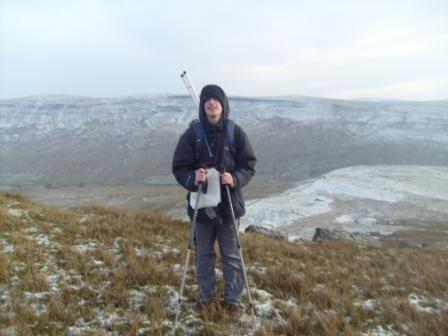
[194,217,244,305]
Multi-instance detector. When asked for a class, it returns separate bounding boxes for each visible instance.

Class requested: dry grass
[0,191,447,335]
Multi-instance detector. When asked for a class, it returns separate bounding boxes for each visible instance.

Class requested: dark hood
[199,84,230,128]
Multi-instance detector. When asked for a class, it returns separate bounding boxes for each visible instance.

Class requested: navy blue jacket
[171,86,256,222]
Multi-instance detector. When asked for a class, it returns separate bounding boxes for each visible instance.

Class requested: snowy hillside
[1,192,447,335]
[1,94,448,143]
[1,94,448,187]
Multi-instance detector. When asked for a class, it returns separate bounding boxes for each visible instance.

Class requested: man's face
[204,97,223,124]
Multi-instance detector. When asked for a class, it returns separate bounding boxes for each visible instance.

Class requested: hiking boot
[220,301,242,317]
[193,300,213,313]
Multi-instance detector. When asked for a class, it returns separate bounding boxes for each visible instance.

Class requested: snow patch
[71,240,98,254]
[362,325,402,336]
[408,293,447,314]
[244,165,448,239]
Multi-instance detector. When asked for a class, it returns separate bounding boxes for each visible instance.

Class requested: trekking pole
[171,71,204,336]
[171,178,204,336]
[218,167,257,328]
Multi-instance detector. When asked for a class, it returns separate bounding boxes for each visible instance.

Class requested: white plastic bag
[189,167,221,209]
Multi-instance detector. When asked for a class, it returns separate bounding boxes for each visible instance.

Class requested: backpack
[190,119,236,162]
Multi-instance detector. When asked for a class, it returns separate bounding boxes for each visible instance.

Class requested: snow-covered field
[242,165,448,240]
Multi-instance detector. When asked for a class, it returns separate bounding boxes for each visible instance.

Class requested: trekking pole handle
[196,164,208,188]
[217,166,231,186]
[180,71,200,107]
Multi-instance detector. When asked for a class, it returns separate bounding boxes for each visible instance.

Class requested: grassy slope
[0,192,447,335]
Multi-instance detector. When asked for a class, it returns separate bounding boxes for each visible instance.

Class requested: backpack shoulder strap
[190,119,213,160]
[226,119,236,155]
[189,119,201,161]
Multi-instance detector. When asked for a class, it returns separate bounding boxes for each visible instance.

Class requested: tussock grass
[0,253,9,283]
[0,191,447,335]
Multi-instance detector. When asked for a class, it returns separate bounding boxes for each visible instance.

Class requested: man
[172,84,256,314]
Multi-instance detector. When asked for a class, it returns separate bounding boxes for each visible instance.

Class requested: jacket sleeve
[172,127,199,192]
[232,124,256,189]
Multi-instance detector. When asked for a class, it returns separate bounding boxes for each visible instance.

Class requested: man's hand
[194,167,207,186]
[220,172,234,188]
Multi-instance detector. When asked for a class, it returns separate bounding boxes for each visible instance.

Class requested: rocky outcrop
[244,225,285,240]
[312,227,381,246]
[397,240,429,249]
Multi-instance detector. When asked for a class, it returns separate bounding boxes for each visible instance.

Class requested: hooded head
[199,84,229,127]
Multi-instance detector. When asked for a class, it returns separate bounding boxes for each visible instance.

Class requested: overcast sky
[1,0,447,100]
